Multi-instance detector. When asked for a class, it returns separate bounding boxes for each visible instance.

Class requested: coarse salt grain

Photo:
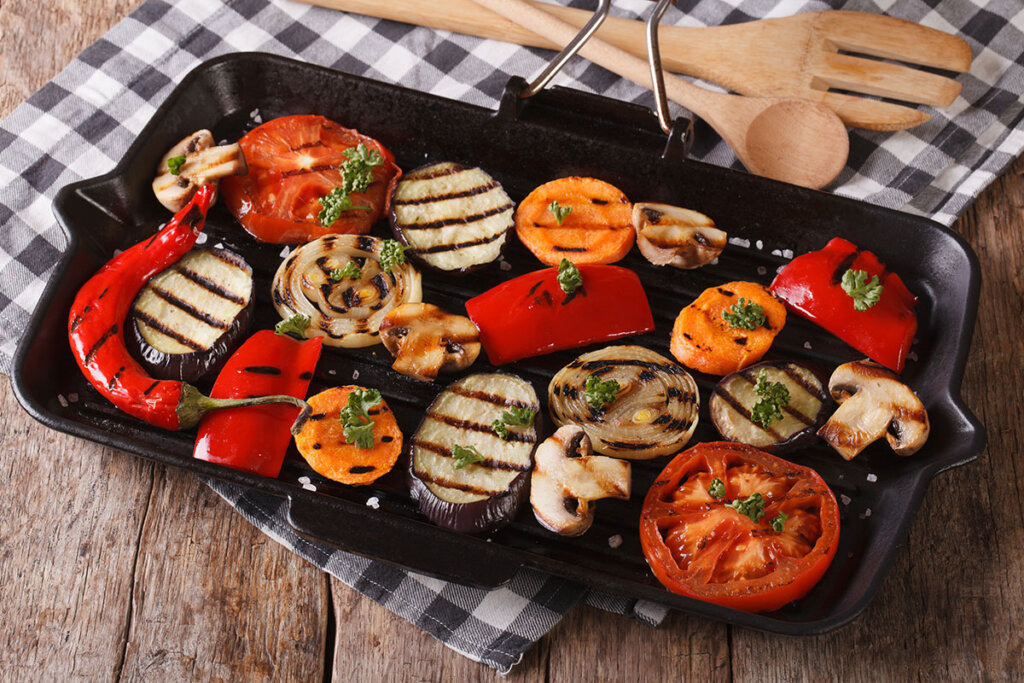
[499,260,512,272]
[858,508,872,519]
[302,483,317,492]
[366,497,380,509]
[214,242,224,250]
[195,232,208,245]
[757,266,768,275]
[803,341,813,350]
[57,394,68,408]
[608,535,623,549]
[782,249,793,259]
[328,368,337,376]
[68,393,79,403]
[756,240,764,250]
[711,257,720,265]
[841,494,851,505]
[352,370,360,380]
[866,473,877,482]
[298,476,311,485]
[728,237,751,248]
[771,248,782,256]
[907,351,919,362]
[280,246,291,258]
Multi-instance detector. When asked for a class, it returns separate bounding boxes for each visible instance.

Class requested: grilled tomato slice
[221,115,401,244]
[640,442,839,612]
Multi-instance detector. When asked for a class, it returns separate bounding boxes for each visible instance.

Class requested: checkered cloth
[1,0,1021,672]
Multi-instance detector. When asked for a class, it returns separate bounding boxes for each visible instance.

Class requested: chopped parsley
[557,258,582,295]
[583,374,619,410]
[491,406,536,440]
[708,478,726,500]
[167,154,186,176]
[722,297,766,330]
[841,268,883,311]
[274,314,311,337]
[330,262,363,281]
[750,369,791,428]
[318,187,370,228]
[770,512,789,532]
[316,143,384,227]
[339,388,382,450]
[378,239,410,273]
[548,200,572,225]
[726,492,766,523]
[452,444,485,469]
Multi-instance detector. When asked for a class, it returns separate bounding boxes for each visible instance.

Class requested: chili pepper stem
[177,383,312,434]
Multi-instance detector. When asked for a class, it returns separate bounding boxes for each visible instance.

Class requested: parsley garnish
[167,154,186,176]
[557,258,582,295]
[275,314,311,337]
[491,406,536,440]
[723,297,766,330]
[770,512,789,532]
[841,268,883,311]
[750,369,791,428]
[316,144,384,227]
[379,239,410,273]
[452,444,485,469]
[330,262,362,281]
[708,478,726,500]
[726,492,766,523]
[339,388,382,450]
[548,200,572,225]
[583,374,619,410]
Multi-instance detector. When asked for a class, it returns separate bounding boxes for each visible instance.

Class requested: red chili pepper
[465,264,654,366]
[193,331,322,477]
[769,237,918,373]
[68,186,309,430]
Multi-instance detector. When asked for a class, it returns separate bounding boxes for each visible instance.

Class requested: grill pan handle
[286,494,522,587]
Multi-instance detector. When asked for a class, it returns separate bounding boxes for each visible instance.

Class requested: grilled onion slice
[271,234,422,348]
[408,373,539,534]
[548,345,699,460]
[710,361,830,453]
[390,162,514,273]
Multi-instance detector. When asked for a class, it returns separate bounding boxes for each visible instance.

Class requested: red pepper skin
[67,186,214,430]
[465,265,654,366]
[193,331,322,477]
[769,237,918,373]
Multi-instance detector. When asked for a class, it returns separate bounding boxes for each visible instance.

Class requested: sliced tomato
[221,115,401,244]
[640,441,840,613]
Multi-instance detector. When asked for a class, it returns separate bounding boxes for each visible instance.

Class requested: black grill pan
[11,53,985,635]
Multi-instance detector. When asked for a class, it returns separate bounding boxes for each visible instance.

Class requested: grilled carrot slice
[294,386,403,485]
[515,176,634,265]
[670,281,787,376]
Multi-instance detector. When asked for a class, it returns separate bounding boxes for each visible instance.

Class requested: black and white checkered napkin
[2,0,1022,672]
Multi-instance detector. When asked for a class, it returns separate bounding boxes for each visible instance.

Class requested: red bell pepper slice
[769,238,917,373]
[465,264,654,366]
[194,330,322,477]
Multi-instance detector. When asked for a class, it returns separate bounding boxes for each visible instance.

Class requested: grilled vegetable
[389,161,514,273]
[127,248,254,383]
[670,281,787,376]
[152,130,247,212]
[379,303,481,382]
[294,386,403,485]
[710,361,830,452]
[408,373,540,534]
[271,234,422,348]
[515,177,634,265]
[548,346,699,460]
[632,202,726,269]
[531,425,631,536]
[818,360,930,459]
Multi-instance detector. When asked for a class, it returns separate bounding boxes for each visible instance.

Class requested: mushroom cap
[379,302,481,381]
[632,202,727,269]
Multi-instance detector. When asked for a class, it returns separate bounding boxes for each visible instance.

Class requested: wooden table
[2,1,1021,679]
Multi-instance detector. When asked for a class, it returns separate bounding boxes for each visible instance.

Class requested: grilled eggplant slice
[128,248,254,382]
[408,373,540,534]
[548,345,699,460]
[379,303,481,381]
[390,161,514,273]
[271,234,422,348]
[710,361,830,452]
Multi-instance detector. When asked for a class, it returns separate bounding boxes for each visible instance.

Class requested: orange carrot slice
[515,176,634,265]
[294,386,403,485]
[670,281,787,376]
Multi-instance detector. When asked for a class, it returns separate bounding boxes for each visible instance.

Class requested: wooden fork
[299,0,972,130]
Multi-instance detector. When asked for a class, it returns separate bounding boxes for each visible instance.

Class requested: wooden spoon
[469,0,848,189]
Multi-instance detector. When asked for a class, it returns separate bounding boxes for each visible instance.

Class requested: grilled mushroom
[379,303,481,381]
[631,202,726,269]
[531,425,631,536]
[818,360,930,460]
[152,130,247,212]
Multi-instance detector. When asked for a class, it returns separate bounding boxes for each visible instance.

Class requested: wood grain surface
[1,1,1021,680]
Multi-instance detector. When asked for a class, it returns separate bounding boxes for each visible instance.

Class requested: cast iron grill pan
[12,53,985,635]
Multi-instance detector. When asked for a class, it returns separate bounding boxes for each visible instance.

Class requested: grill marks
[151,287,230,330]
[84,324,119,365]
[132,311,204,350]
[174,266,247,305]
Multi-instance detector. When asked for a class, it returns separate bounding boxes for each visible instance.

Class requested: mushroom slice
[531,425,631,536]
[152,130,247,212]
[379,303,481,381]
[632,202,726,269]
[818,360,930,460]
